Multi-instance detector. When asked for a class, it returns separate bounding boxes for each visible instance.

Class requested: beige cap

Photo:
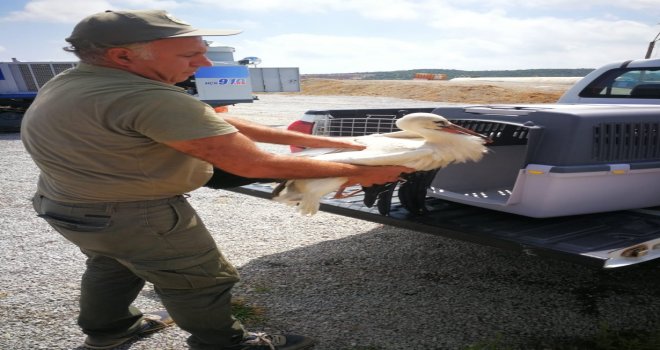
[65,9,241,46]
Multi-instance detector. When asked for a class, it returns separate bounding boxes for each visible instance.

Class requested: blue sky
[0,0,659,74]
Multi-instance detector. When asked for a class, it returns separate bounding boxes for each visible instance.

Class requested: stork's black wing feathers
[204,167,276,189]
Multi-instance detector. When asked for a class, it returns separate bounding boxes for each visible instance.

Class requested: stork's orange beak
[437,122,494,143]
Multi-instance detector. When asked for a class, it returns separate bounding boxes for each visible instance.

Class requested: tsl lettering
[205,78,247,85]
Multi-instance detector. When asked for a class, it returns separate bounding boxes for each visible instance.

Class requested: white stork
[273,112,490,215]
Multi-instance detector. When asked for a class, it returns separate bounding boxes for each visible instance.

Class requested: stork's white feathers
[274,112,489,215]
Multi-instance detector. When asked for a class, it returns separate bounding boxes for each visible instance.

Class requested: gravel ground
[2,94,660,350]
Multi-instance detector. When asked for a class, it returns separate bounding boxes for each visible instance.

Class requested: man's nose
[196,55,213,67]
[201,55,213,66]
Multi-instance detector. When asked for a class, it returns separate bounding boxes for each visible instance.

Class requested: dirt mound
[298,78,571,104]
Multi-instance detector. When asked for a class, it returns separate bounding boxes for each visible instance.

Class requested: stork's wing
[376,130,421,139]
[289,147,349,158]
[289,133,424,158]
[312,148,434,167]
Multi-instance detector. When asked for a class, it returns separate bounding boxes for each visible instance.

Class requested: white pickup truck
[232,58,660,269]
[557,58,660,104]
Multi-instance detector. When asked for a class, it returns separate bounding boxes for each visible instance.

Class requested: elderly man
[21,9,410,350]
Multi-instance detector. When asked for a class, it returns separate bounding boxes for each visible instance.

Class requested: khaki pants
[33,194,246,349]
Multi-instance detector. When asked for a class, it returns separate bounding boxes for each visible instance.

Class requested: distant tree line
[303,68,595,80]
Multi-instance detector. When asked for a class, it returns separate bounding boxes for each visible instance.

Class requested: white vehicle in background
[558,58,660,104]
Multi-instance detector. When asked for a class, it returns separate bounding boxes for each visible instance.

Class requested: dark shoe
[83,310,175,349]
[236,332,316,349]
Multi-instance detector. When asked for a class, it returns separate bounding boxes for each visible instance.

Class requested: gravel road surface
[2,94,660,350]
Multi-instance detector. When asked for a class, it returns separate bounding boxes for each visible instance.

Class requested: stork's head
[396,113,492,143]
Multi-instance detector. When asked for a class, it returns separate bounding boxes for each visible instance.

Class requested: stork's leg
[359,182,399,215]
[333,188,363,199]
[375,182,398,215]
[362,184,385,207]
[271,180,288,197]
[398,169,440,215]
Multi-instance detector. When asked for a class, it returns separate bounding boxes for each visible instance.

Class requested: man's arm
[165,131,411,187]
[222,115,366,150]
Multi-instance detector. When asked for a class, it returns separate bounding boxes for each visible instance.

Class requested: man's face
[129,36,213,84]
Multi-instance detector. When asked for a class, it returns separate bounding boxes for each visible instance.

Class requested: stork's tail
[272,178,348,216]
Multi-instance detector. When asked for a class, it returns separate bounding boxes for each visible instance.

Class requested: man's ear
[105,47,136,67]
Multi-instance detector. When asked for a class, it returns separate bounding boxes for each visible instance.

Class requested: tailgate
[228,183,660,269]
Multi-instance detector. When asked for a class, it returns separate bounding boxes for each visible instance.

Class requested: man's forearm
[222,115,361,149]
[166,131,354,178]
[165,131,410,187]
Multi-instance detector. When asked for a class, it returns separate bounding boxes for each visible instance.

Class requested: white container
[429,163,660,217]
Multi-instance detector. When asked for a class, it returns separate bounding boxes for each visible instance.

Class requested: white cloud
[190,0,340,13]
[0,0,184,23]
[236,34,419,73]
[439,0,660,12]
[2,0,657,72]
[187,0,660,22]
[5,0,659,25]
[414,5,655,68]
[117,0,182,8]
[336,0,421,20]
[1,0,113,23]
[238,14,655,74]
[185,0,420,20]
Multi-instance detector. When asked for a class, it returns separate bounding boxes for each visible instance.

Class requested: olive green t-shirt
[21,63,237,202]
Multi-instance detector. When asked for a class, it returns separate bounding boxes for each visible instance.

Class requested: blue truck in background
[0,45,300,131]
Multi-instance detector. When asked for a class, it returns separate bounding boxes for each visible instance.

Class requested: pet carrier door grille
[316,116,531,146]
[593,122,660,161]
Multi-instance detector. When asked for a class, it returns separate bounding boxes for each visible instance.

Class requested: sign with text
[194,65,253,105]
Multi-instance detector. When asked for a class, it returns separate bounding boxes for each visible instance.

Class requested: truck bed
[229,183,660,268]
[278,104,660,268]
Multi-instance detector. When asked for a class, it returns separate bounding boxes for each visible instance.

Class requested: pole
[645,41,655,59]
[646,30,660,59]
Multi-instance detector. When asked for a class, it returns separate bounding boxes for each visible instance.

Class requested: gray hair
[63,41,153,65]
